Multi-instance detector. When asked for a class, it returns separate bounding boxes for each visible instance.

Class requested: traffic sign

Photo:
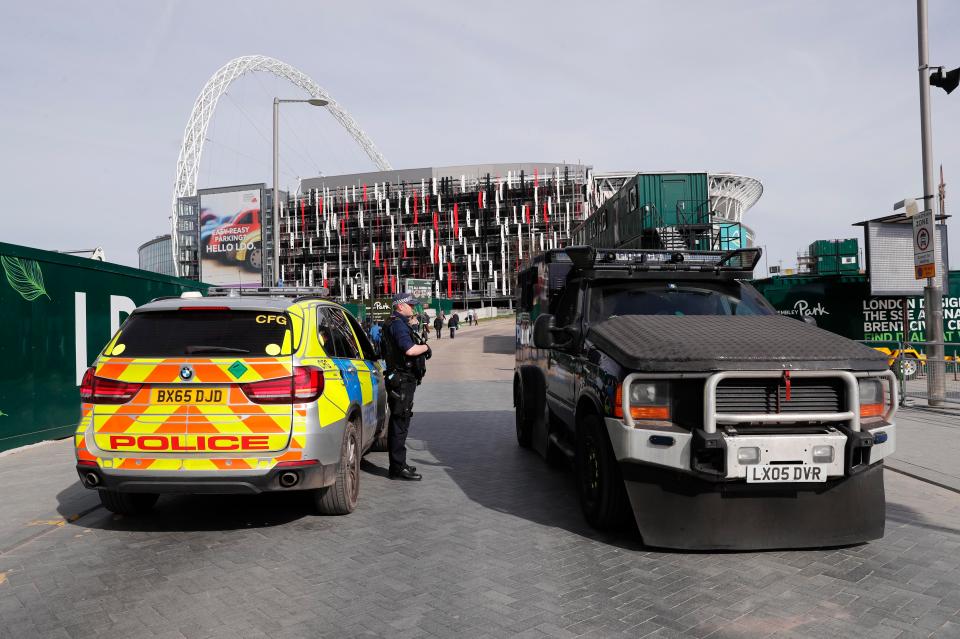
[912,209,936,279]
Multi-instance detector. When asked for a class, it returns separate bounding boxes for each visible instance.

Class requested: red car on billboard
[204,208,261,271]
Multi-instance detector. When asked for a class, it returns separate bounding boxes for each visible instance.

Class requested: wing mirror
[532,314,556,349]
[533,314,578,349]
[801,315,818,327]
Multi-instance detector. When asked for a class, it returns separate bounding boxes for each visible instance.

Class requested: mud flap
[622,462,886,550]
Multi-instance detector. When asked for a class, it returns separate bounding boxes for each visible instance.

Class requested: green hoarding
[0,242,207,452]
[752,271,960,345]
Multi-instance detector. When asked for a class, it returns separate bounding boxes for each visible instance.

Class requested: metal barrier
[859,339,960,407]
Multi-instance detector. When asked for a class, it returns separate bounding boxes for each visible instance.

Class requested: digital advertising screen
[197,187,264,287]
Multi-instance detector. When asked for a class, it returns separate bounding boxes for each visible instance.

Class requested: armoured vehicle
[514,246,897,550]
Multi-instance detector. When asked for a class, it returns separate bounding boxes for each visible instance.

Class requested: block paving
[0,320,958,638]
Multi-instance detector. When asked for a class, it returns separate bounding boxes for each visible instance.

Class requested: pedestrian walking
[380,292,431,481]
[449,313,459,339]
[370,321,382,353]
[419,314,430,342]
[433,313,443,339]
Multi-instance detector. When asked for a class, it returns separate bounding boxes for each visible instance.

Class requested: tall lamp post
[916,0,946,405]
[273,97,328,286]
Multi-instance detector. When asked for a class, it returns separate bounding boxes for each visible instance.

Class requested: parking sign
[912,210,936,279]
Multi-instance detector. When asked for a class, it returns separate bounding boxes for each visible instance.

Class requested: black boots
[389,465,422,481]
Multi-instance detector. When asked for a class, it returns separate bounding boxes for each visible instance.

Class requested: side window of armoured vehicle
[318,307,361,359]
[553,285,581,328]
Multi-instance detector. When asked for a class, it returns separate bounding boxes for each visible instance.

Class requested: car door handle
[347,367,357,373]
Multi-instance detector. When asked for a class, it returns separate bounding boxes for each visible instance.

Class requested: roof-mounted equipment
[561,245,762,276]
[206,286,331,300]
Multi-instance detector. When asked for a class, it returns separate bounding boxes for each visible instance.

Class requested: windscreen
[107,310,292,357]
[588,282,774,322]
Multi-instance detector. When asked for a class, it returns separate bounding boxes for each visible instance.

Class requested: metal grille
[716,379,843,414]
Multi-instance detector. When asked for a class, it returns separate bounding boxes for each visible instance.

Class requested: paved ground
[1,319,960,638]
[887,406,960,494]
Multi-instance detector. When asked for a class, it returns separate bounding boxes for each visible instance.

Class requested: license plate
[151,387,227,405]
[746,464,827,483]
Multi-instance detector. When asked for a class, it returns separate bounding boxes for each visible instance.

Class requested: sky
[1,0,958,274]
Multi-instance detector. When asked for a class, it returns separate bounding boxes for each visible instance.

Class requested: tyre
[514,376,533,448]
[576,413,629,530]
[314,420,360,515]
[899,355,920,381]
[244,247,262,272]
[99,490,159,515]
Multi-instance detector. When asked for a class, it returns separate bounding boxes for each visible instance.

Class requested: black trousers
[387,377,418,471]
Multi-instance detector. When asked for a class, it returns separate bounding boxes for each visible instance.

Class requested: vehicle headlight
[858,379,885,418]
[616,381,671,422]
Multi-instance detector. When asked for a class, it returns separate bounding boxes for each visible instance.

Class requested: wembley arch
[170,54,392,276]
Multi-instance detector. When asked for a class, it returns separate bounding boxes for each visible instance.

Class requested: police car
[74,287,388,515]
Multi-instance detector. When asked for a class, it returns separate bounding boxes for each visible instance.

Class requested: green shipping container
[817,255,839,274]
[0,242,208,452]
[636,173,709,227]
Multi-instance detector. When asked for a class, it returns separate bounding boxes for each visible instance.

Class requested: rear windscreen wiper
[184,345,251,354]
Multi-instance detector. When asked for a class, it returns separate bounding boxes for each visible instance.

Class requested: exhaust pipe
[278,471,300,488]
[83,472,100,488]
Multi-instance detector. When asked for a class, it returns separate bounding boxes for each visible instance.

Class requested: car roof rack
[206,286,331,300]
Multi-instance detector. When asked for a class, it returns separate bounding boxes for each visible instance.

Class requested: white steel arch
[171,55,392,275]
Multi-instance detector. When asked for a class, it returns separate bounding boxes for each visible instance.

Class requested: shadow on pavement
[885,499,960,537]
[57,462,390,533]
[360,458,389,478]
[414,409,643,550]
[482,335,515,355]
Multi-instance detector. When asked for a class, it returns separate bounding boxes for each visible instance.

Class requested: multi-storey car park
[291,164,592,302]
[170,167,765,305]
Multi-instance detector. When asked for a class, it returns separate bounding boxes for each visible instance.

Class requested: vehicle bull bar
[619,370,897,433]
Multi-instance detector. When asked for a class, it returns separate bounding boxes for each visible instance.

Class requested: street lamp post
[916,0,946,405]
[273,97,328,286]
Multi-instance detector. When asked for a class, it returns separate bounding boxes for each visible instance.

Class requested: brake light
[77,460,98,467]
[179,306,230,311]
[293,366,324,401]
[241,367,324,404]
[79,369,142,404]
[80,367,95,401]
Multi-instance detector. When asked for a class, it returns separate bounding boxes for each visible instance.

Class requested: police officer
[381,292,431,481]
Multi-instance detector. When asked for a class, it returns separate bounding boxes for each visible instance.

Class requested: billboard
[365,297,394,323]
[865,222,948,296]
[753,271,960,346]
[404,278,433,300]
[198,186,264,287]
